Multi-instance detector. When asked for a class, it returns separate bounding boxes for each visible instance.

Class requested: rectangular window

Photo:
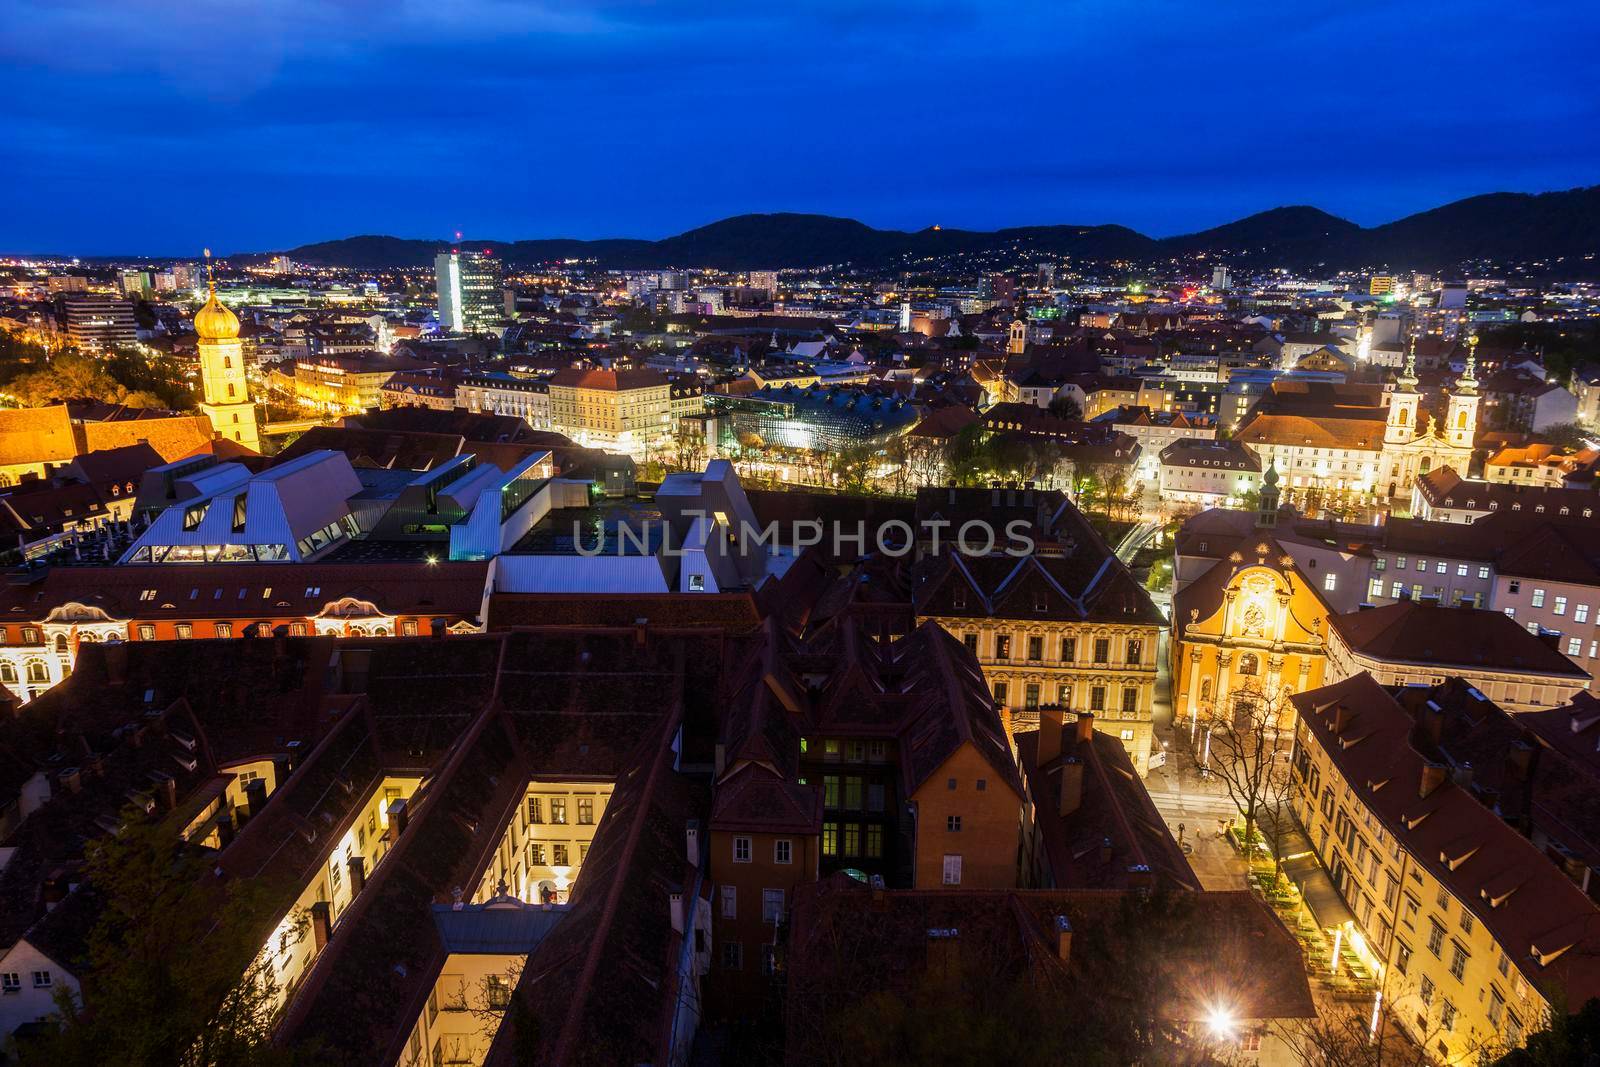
[775,839,792,864]
[401,619,418,637]
[995,634,1011,661]
[822,822,838,856]
[1024,683,1040,708]
[138,624,156,640]
[1093,638,1110,663]
[844,777,862,809]
[1569,637,1584,656]
[1027,636,1043,661]
[1479,566,1491,579]
[942,854,962,886]
[1554,596,1568,616]
[947,815,961,832]
[1324,571,1337,591]
[576,798,594,824]
[1427,919,1445,957]
[865,823,883,858]
[215,622,233,638]
[1060,637,1076,662]
[762,888,785,923]
[1368,577,1384,600]
[32,971,50,989]
[1121,687,1138,714]
[550,799,567,824]
[824,775,840,808]
[1090,686,1106,711]
[1126,639,1143,664]
[993,682,1008,705]
[1533,588,1546,607]
[1395,941,1412,975]
[722,941,742,970]
[1,973,18,993]
[527,797,542,823]
[843,823,860,855]
[552,843,568,866]
[866,783,885,812]
[175,623,192,639]
[1456,563,1468,576]
[1576,605,1591,624]
[1057,683,1072,705]
[1449,942,1469,980]
[733,836,751,863]
[720,885,736,918]
[963,633,977,655]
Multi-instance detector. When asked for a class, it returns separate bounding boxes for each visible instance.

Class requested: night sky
[4,0,1598,256]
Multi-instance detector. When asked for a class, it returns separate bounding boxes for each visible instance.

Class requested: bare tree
[1199,683,1294,862]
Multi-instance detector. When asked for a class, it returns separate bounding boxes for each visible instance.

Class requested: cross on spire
[203,247,215,294]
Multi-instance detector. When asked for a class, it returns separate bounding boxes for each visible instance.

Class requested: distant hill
[257,185,1600,273]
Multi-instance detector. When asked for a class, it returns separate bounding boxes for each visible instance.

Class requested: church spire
[1456,332,1479,396]
[1397,336,1419,392]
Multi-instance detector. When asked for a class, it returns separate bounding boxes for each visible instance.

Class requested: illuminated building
[1290,675,1600,1063]
[193,281,262,451]
[706,384,918,455]
[913,486,1165,774]
[435,249,502,335]
[58,293,136,350]
[1172,476,1330,731]
[546,366,673,457]
[1369,275,1397,296]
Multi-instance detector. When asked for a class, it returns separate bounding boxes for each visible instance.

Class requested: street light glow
[1205,1005,1236,1040]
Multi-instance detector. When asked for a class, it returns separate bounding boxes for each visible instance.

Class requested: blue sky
[3,0,1598,255]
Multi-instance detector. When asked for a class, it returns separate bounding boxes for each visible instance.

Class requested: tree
[7,351,167,409]
[23,812,306,1067]
[830,445,878,495]
[1536,422,1597,451]
[1047,393,1083,421]
[1494,996,1600,1065]
[1198,683,1294,867]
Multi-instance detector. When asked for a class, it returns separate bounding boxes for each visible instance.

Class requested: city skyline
[4,0,1599,254]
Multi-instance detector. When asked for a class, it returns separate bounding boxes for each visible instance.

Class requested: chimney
[1332,705,1351,733]
[1097,836,1113,865]
[1054,915,1073,964]
[714,743,726,777]
[347,855,366,895]
[686,820,701,867]
[669,890,685,935]
[1075,712,1095,745]
[310,901,332,950]
[59,767,82,794]
[244,777,268,820]
[1536,629,1562,654]
[1059,756,1084,818]
[386,797,409,841]
[1451,763,1474,789]
[1419,702,1445,747]
[157,774,177,811]
[1038,707,1064,765]
[1419,762,1447,799]
[337,648,371,694]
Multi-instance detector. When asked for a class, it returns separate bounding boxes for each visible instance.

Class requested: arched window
[1200,678,1212,702]
[1396,408,1409,426]
[0,662,15,684]
[26,661,49,684]
[1456,410,1468,428]
[53,634,68,654]
[1238,653,1260,676]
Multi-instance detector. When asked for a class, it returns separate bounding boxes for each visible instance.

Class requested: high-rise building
[1368,275,1396,297]
[1211,264,1231,290]
[1036,262,1057,289]
[118,270,151,298]
[435,250,502,334]
[59,293,137,350]
[46,276,88,294]
[748,270,779,296]
[194,285,261,451]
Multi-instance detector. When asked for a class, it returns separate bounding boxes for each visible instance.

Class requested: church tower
[1384,339,1420,446]
[1445,332,1481,449]
[1255,461,1280,529]
[1007,287,1028,355]
[194,251,260,452]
